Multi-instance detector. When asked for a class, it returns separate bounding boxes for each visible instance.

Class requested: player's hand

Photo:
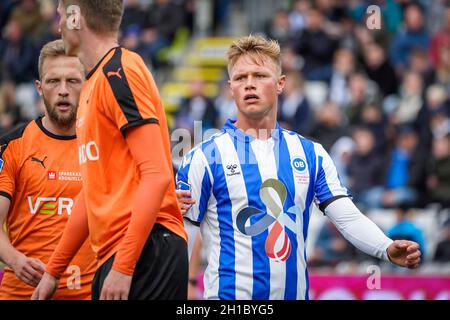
[10,253,45,287]
[176,189,196,214]
[31,272,59,300]
[100,269,132,300]
[387,240,421,269]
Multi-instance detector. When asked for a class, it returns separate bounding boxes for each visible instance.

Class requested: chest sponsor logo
[236,179,304,262]
[28,196,74,216]
[47,171,82,181]
[48,171,57,180]
[79,141,99,164]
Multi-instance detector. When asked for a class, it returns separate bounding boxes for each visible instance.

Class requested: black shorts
[92,224,188,300]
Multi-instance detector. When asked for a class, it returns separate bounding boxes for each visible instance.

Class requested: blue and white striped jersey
[176,120,349,300]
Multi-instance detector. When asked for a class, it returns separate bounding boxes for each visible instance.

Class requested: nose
[245,75,256,90]
[58,81,69,97]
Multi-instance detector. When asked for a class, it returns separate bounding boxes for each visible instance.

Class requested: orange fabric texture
[47,47,186,276]
[0,118,96,300]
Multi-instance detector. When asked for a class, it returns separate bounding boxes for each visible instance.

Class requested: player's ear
[228,79,235,98]
[35,79,43,97]
[277,75,286,95]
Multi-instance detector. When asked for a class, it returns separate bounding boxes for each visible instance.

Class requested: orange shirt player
[33,0,188,300]
[0,40,96,300]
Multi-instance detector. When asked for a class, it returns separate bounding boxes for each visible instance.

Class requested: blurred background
[0,0,449,299]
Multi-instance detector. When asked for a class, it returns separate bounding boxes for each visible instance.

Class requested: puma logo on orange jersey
[107,67,122,79]
[31,156,48,168]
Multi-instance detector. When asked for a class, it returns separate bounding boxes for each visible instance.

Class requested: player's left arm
[99,123,172,300]
[314,143,421,268]
[324,198,421,268]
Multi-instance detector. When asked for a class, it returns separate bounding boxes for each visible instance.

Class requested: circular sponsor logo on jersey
[292,157,306,173]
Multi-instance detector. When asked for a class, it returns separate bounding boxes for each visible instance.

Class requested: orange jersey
[76,47,186,268]
[0,118,96,300]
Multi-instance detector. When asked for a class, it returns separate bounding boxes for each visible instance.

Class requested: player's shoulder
[279,126,327,155]
[102,47,146,76]
[0,120,32,155]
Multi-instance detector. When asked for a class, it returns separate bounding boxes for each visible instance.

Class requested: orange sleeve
[111,122,172,275]
[45,191,89,279]
[102,53,160,135]
[0,141,18,200]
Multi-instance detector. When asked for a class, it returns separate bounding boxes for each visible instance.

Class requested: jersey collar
[223,119,282,143]
[35,116,77,140]
[86,46,121,80]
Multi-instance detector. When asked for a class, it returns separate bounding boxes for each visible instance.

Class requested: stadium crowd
[0,0,449,280]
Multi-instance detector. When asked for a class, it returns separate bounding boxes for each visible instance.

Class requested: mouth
[56,101,72,112]
[244,94,260,103]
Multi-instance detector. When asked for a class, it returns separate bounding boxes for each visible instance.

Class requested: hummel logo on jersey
[226,164,240,176]
[107,67,122,79]
[31,156,48,168]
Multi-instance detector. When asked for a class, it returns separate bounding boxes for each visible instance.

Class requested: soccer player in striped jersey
[176,35,422,300]
[32,0,187,300]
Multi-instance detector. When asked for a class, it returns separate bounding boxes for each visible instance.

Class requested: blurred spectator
[264,9,293,46]
[385,71,424,126]
[390,2,430,75]
[292,6,338,78]
[281,45,304,74]
[0,1,20,31]
[0,18,37,84]
[427,134,450,208]
[387,209,426,258]
[347,126,385,210]
[121,0,146,34]
[0,82,22,135]
[288,0,310,33]
[364,126,427,209]
[362,42,398,96]
[343,72,380,125]
[311,101,347,151]
[309,48,356,107]
[408,48,436,89]
[433,218,450,262]
[430,6,450,68]
[175,78,217,133]
[309,220,356,268]
[359,103,387,153]
[434,45,450,94]
[329,136,355,189]
[9,0,46,45]
[277,71,314,136]
[141,0,185,68]
[214,81,237,128]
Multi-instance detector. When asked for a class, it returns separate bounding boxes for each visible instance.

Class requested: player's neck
[235,113,277,141]
[78,35,119,75]
[42,116,76,137]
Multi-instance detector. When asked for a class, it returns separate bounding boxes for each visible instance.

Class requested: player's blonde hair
[61,0,124,35]
[38,39,67,79]
[227,35,282,75]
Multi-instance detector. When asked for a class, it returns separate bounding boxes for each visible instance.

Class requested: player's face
[37,55,84,128]
[57,1,81,56]
[228,53,285,121]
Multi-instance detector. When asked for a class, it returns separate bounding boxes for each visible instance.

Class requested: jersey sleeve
[176,147,212,225]
[314,143,349,210]
[0,140,18,200]
[102,49,160,135]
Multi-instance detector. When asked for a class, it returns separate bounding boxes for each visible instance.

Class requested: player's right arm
[0,196,45,287]
[0,137,45,287]
[31,191,89,300]
[175,147,213,226]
